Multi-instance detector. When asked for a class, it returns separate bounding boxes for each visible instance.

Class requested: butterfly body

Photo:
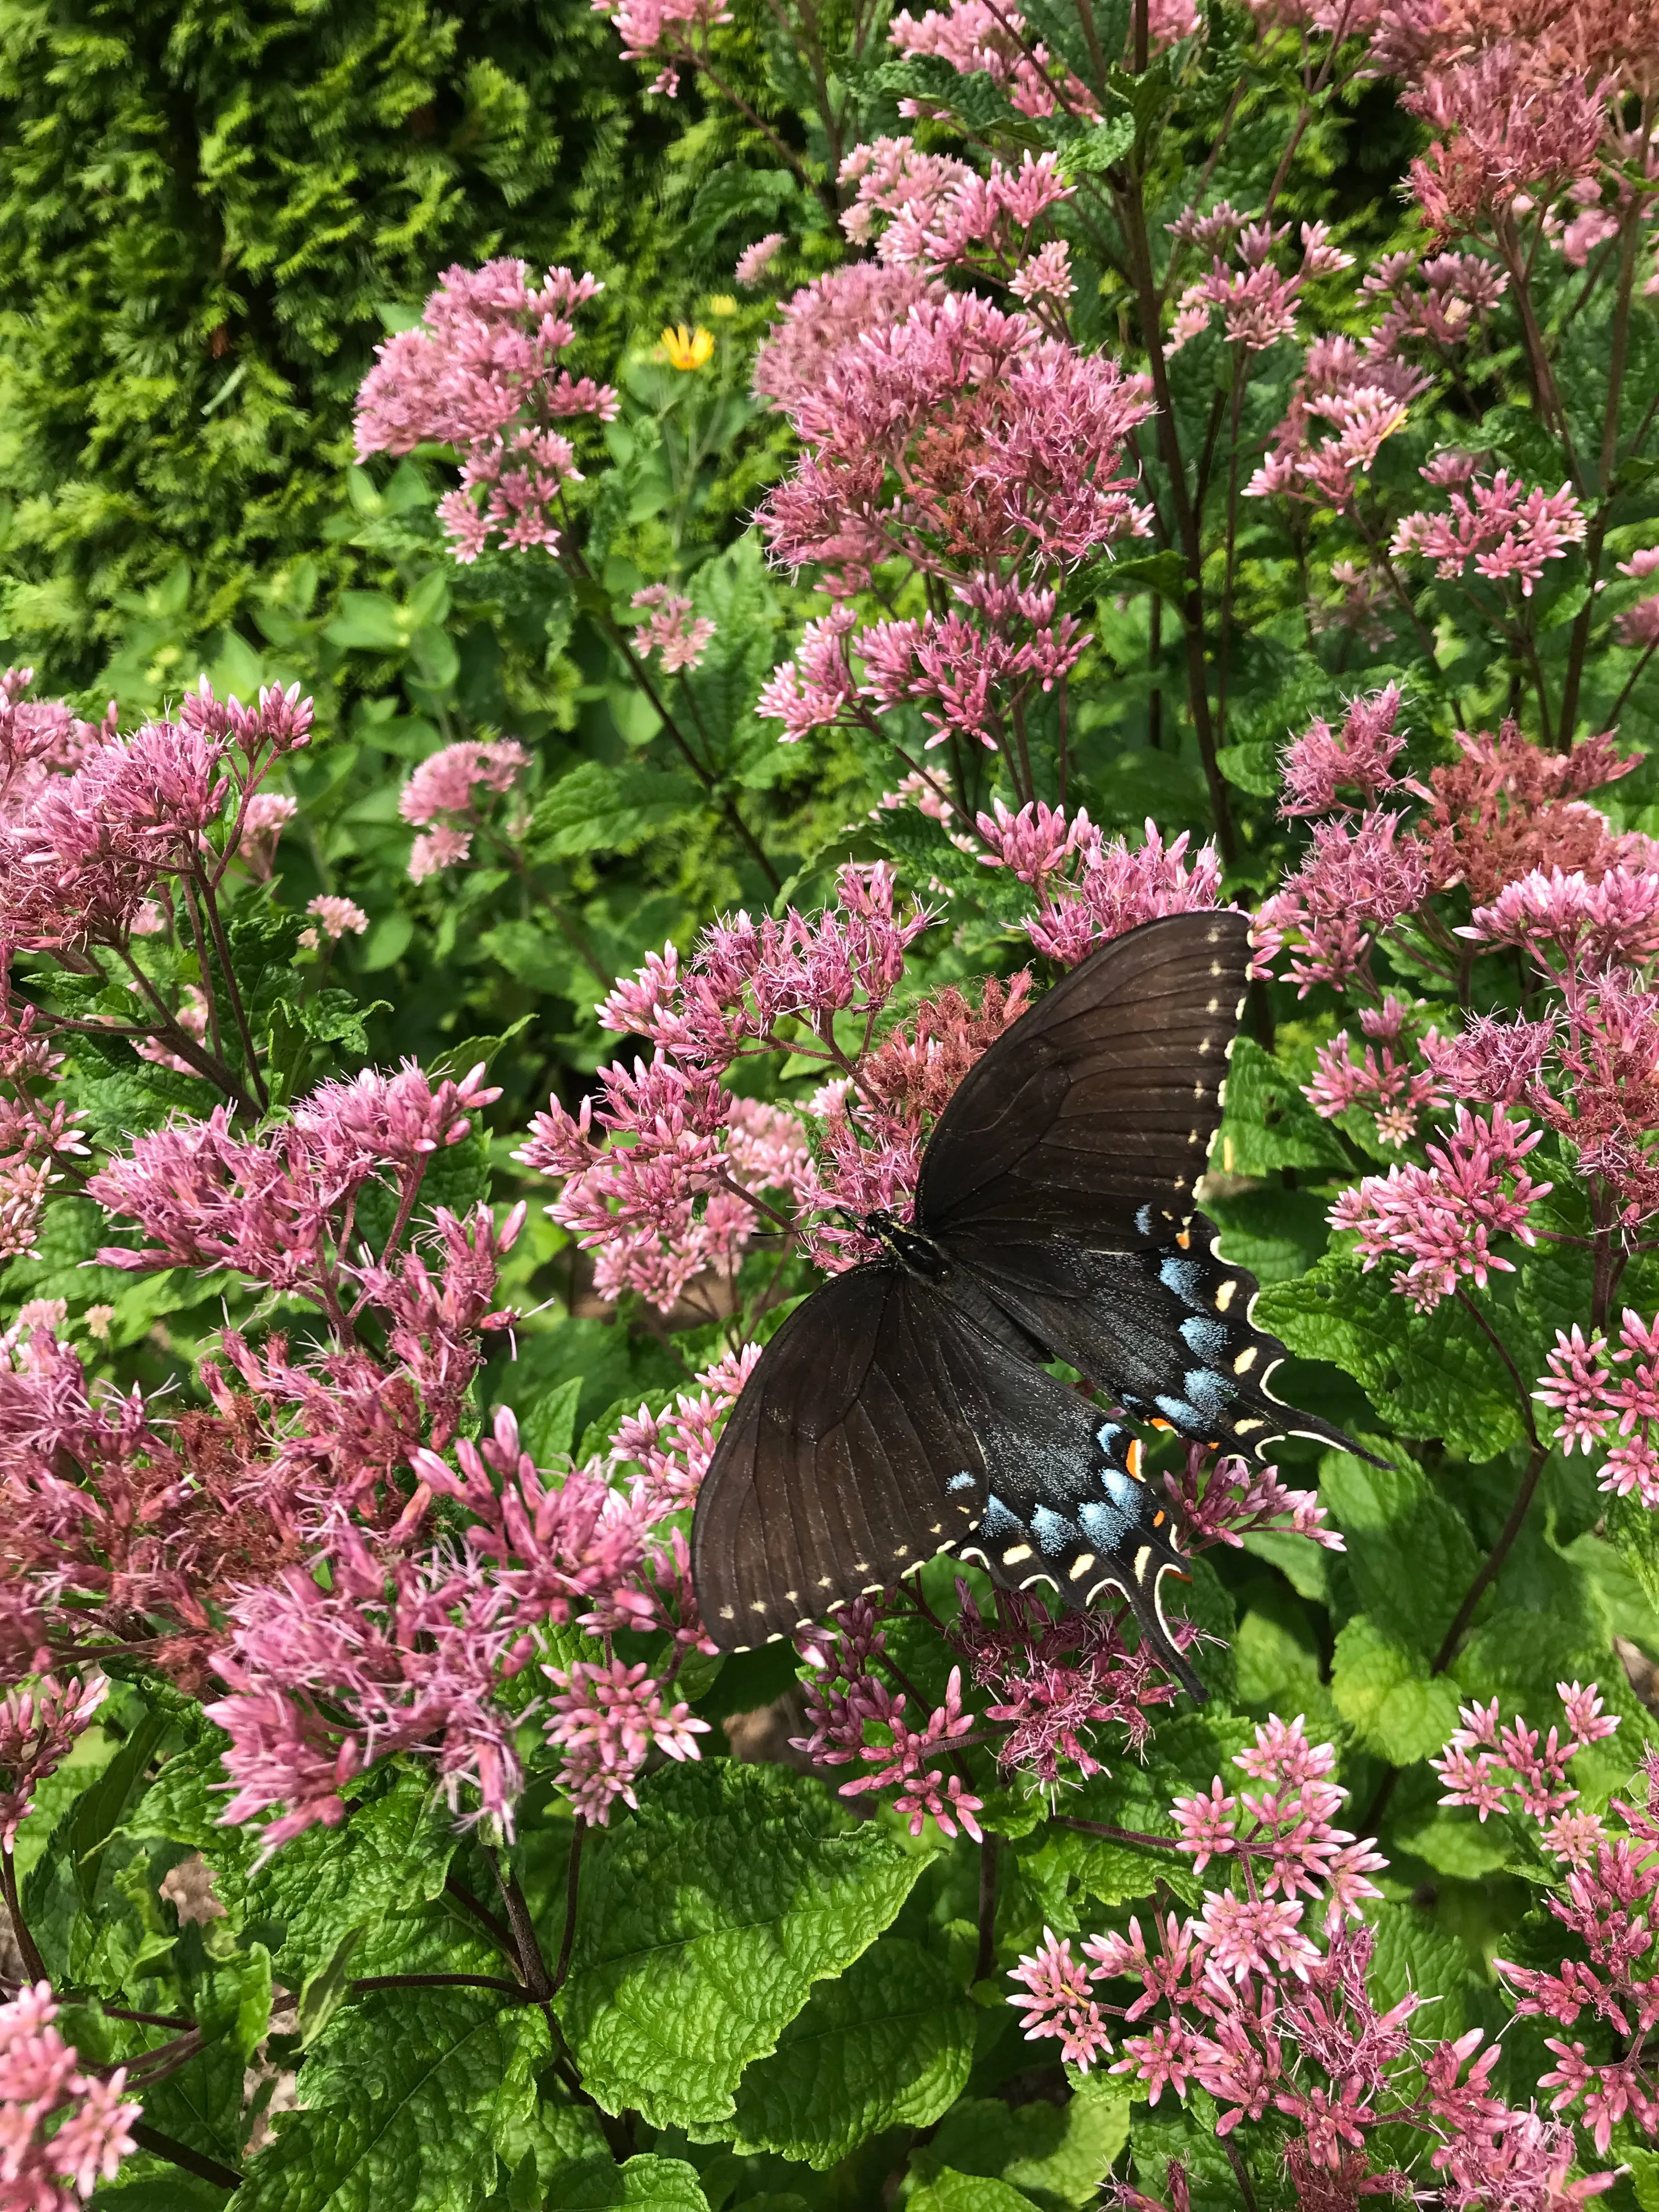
[689,911,1368,1700]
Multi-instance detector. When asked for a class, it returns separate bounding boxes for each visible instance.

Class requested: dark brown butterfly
[690,910,1364,1701]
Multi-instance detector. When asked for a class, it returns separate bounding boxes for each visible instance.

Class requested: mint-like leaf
[238,1989,562,2212]
[726,1936,974,2169]
[555,1762,933,2128]
[1330,1615,1463,1765]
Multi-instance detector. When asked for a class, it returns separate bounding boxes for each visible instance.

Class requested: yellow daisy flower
[661,323,716,371]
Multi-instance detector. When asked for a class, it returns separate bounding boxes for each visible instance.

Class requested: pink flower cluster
[1330,1103,1551,1310]
[208,1342,732,1847]
[753,264,940,415]
[591,0,730,95]
[0,1674,107,1848]
[630,586,715,673]
[1161,1443,1345,1556]
[1306,993,1448,1147]
[1405,44,1607,236]
[1433,1683,1619,1853]
[849,144,1079,309]
[518,866,929,1303]
[0,674,311,960]
[0,1006,89,1263]
[399,738,529,882]
[1254,808,1436,994]
[1247,335,1429,509]
[1496,1762,1659,2155]
[760,290,1153,593]
[0,1982,140,2210]
[1278,685,1407,817]
[1013,1715,1609,2199]
[1392,468,1587,597]
[977,808,1223,969]
[794,1602,986,1838]
[1465,867,1659,973]
[881,5,1096,121]
[354,260,617,560]
[1537,1311,1659,1505]
[1167,211,1353,355]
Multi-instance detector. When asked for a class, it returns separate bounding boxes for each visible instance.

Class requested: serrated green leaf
[1317,1448,1481,1657]
[69,1706,170,1909]
[1255,1255,1523,1460]
[1364,1902,1475,2038]
[912,2081,1130,2209]
[540,2155,712,2210]
[237,1988,550,2212]
[726,1937,973,2169]
[1330,1615,1463,1765]
[298,1923,367,2049]
[1218,1038,1351,1176]
[1058,114,1136,178]
[909,2172,1040,2212]
[529,760,700,860]
[238,1770,459,1983]
[555,1760,932,2128]
[520,1374,584,1466]
[1206,1183,1333,1288]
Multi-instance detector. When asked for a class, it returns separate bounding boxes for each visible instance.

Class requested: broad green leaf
[1365,1903,1476,2039]
[68,1706,170,1909]
[556,1760,932,2128]
[1256,1255,1523,1460]
[1057,113,1135,178]
[1317,1448,1481,1657]
[909,2172,1041,2212]
[298,1923,368,2049]
[912,2080,1131,2208]
[520,1374,584,1466]
[237,1988,556,2212]
[540,2155,713,2210]
[238,1770,458,1983]
[1330,1615,1463,1765]
[1207,1182,1333,1287]
[726,1937,974,2169]
[529,760,700,860]
[1217,1038,1351,1176]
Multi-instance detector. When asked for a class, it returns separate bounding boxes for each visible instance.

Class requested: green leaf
[529,760,701,860]
[324,589,407,652]
[1330,1615,1463,1765]
[236,1769,459,1984]
[1206,1183,1332,1288]
[909,2172,1040,2212]
[1058,114,1135,178]
[540,2155,713,2210]
[1317,1447,1481,1657]
[298,1923,368,2049]
[555,1760,932,2128]
[236,1988,554,2212]
[520,1375,584,1466]
[912,2081,1131,2209]
[1218,1037,1352,1176]
[1215,739,1281,797]
[726,1936,974,2169]
[1364,1902,1476,2039]
[69,1706,170,1909]
[1255,1255,1523,1460]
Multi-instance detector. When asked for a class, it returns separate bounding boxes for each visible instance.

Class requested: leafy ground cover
[5,0,1659,2204]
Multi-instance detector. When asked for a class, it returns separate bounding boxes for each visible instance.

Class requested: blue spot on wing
[983,1493,1020,1537]
[1102,1468,1141,1511]
[1184,1368,1235,1417]
[1096,1420,1124,1453]
[1160,1257,1207,1304]
[947,1471,977,1493]
[1156,1395,1206,1430]
[1080,1497,1135,1548]
[1031,1505,1074,1556]
[1180,1315,1228,1363]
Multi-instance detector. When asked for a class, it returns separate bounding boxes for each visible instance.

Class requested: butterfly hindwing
[939,1211,1364,1462]
[950,1361,1208,1702]
[916,909,1251,1241]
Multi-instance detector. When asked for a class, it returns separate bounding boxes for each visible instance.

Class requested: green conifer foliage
[0,0,678,681]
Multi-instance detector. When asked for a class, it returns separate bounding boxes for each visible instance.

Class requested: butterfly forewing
[916,909,1251,1240]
